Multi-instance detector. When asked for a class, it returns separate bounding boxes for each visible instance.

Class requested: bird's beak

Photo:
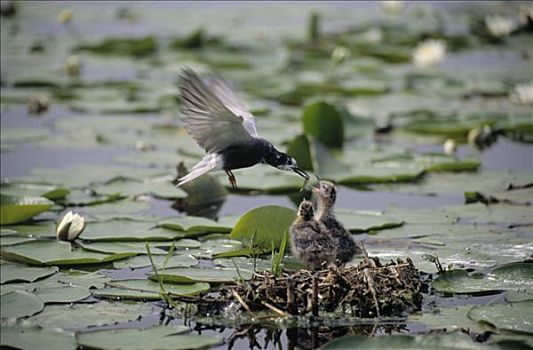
[293,167,309,179]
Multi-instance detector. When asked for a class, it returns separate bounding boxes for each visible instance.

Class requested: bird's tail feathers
[176,154,223,187]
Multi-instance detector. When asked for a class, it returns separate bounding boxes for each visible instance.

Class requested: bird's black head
[263,146,309,179]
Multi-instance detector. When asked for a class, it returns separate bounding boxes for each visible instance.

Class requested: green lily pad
[80,220,179,242]
[93,279,210,300]
[75,200,152,220]
[1,264,58,284]
[323,332,494,349]
[77,241,169,255]
[0,194,54,225]
[26,300,152,331]
[1,290,44,319]
[302,101,345,148]
[230,205,295,250]
[339,163,426,185]
[75,36,157,56]
[151,267,253,283]
[1,326,76,350]
[468,301,533,334]
[77,326,222,350]
[92,178,187,200]
[1,182,69,201]
[335,209,404,233]
[433,263,533,294]
[0,235,38,246]
[113,254,198,269]
[409,305,483,333]
[1,240,135,266]
[157,216,233,235]
[34,285,91,304]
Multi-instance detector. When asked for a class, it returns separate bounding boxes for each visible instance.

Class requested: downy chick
[314,181,367,264]
[290,200,335,270]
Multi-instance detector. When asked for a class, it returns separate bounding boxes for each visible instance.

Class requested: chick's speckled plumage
[290,200,335,270]
[315,181,367,264]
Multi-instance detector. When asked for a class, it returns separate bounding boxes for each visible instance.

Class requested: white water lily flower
[509,82,533,105]
[413,39,446,67]
[331,46,351,65]
[484,15,518,38]
[56,211,86,241]
[443,139,457,156]
[380,1,405,16]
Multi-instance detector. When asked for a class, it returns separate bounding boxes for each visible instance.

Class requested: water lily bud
[380,1,405,16]
[65,55,82,77]
[413,39,446,67]
[331,46,350,65]
[484,15,517,38]
[468,124,494,150]
[56,211,85,241]
[443,139,457,156]
[57,9,72,24]
[509,81,533,105]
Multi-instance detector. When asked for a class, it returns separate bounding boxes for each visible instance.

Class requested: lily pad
[113,254,198,269]
[26,300,152,331]
[335,209,403,233]
[75,36,157,56]
[433,263,533,294]
[1,326,76,350]
[151,267,253,283]
[1,240,135,266]
[302,101,345,148]
[1,290,44,319]
[92,178,187,200]
[323,332,496,349]
[0,194,54,225]
[0,182,69,201]
[77,326,222,350]
[468,301,533,334]
[1,264,58,284]
[80,219,179,242]
[213,166,305,194]
[157,216,233,235]
[230,205,295,250]
[76,241,169,255]
[93,279,210,300]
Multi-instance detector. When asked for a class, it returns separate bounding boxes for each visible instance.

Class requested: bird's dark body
[221,138,289,171]
[321,216,358,264]
[290,220,335,270]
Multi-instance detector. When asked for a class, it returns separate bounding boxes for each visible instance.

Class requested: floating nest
[190,257,428,319]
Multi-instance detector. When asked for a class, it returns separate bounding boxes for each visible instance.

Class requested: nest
[213,256,427,318]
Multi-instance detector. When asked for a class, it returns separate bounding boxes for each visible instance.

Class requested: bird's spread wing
[179,69,257,154]
[203,74,258,137]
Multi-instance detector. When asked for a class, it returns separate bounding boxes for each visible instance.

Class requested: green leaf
[92,178,187,200]
[335,210,403,233]
[1,326,76,350]
[230,205,296,249]
[302,101,344,148]
[113,254,198,269]
[77,326,222,350]
[77,241,169,255]
[433,263,533,294]
[26,301,152,330]
[81,220,180,242]
[93,279,210,300]
[323,332,489,349]
[1,264,58,284]
[1,182,69,200]
[468,301,533,334]
[287,134,314,171]
[0,194,54,225]
[75,36,157,56]
[1,240,136,266]
[151,267,253,283]
[1,290,44,319]
[157,216,233,235]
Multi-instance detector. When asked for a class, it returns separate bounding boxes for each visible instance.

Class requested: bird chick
[290,200,335,270]
[314,181,367,264]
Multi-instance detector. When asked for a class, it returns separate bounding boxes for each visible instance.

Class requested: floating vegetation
[187,257,427,318]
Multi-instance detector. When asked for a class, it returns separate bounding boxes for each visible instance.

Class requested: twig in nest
[364,268,381,317]
[312,272,319,317]
[232,290,251,313]
[263,302,290,317]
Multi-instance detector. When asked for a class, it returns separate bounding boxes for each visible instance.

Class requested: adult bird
[313,181,367,264]
[176,68,309,190]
